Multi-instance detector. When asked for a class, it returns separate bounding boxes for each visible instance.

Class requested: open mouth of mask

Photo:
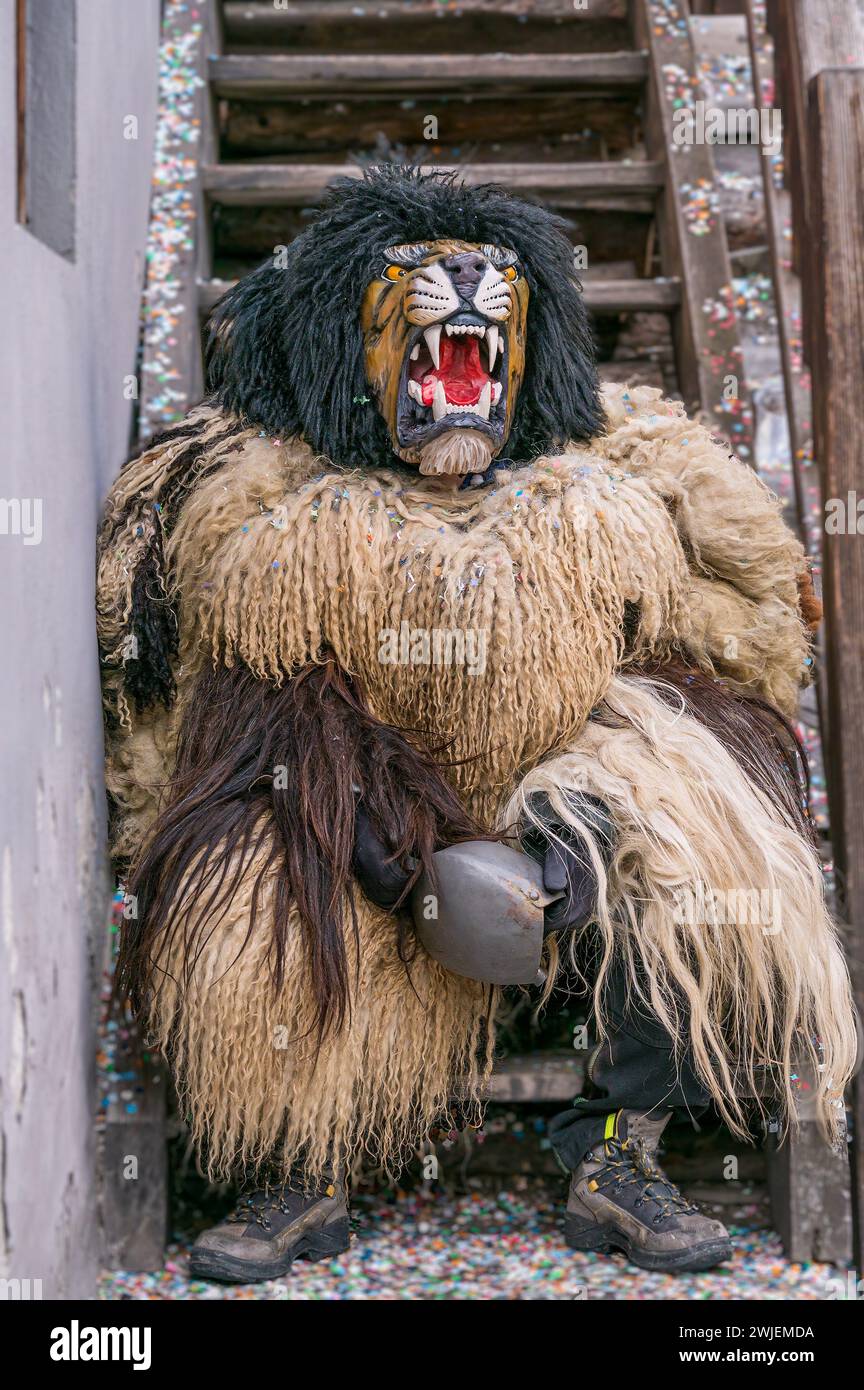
[397,311,508,455]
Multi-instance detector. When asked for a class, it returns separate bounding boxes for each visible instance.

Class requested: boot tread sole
[189,1218,350,1284]
[564,1214,731,1272]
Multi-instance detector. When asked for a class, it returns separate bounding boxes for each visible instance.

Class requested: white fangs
[492,381,503,405]
[417,322,502,371]
[477,382,492,421]
[423,324,442,369]
[432,379,448,422]
[407,380,424,404]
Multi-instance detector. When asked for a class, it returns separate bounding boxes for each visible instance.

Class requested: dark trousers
[548,957,711,1170]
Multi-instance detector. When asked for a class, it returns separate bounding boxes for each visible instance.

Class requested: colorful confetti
[98,1183,846,1301]
[138,1,206,439]
[680,176,720,236]
[96,890,159,1126]
[648,0,690,44]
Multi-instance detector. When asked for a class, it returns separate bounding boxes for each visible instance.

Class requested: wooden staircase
[139,0,751,456]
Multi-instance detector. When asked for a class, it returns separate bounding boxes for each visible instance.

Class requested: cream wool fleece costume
[97,384,855,1179]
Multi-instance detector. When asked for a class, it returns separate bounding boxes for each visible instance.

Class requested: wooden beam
[745,1,815,537]
[767,0,864,346]
[198,274,681,319]
[99,1018,168,1273]
[202,160,665,206]
[221,91,642,164]
[210,51,649,98]
[584,276,681,312]
[138,3,217,440]
[744,0,830,759]
[771,1,864,241]
[766,1113,852,1264]
[634,0,753,459]
[809,63,864,1281]
[487,1052,586,1103]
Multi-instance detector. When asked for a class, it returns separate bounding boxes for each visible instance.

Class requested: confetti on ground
[96,891,159,1126]
[99,1185,842,1302]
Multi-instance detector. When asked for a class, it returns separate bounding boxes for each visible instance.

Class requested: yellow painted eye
[383,264,408,281]
[503,265,519,282]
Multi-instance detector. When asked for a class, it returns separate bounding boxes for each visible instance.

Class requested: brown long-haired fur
[119,653,484,1045]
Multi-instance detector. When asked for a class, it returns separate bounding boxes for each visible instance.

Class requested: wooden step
[198,275,681,318]
[487,1051,585,1103]
[582,277,681,313]
[223,0,628,33]
[202,160,665,207]
[210,51,650,98]
[221,1,630,57]
[221,92,643,166]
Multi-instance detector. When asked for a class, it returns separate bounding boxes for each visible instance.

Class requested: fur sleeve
[587,383,815,715]
[95,405,252,856]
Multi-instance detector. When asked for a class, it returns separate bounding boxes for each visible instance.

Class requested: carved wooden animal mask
[361,238,530,474]
[205,166,603,472]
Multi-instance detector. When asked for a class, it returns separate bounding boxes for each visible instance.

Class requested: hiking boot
[564,1110,731,1272]
[625,1107,671,1157]
[189,1179,350,1284]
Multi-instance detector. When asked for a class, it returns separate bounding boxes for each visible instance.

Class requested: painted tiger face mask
[361,239,530,476]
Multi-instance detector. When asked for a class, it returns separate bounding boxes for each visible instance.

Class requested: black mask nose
[442,252,488,299]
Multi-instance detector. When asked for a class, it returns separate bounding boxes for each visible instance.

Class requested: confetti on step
[680,177,720,236]
[648,0,690,44]
[698,53,754,106]
[732,274,778,334]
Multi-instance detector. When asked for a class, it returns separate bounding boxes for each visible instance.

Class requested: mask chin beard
[416,429,495,478]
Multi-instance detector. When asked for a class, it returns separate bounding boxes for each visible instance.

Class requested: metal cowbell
[411,839,562,986]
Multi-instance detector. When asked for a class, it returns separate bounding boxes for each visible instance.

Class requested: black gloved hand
[352,801,415,910]
[521,792,615,935]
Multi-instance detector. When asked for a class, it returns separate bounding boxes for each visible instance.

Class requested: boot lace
[592,1137,698,1225]
[227,1181,297,1232]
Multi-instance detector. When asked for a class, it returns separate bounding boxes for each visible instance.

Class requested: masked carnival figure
[97,167,856,1282]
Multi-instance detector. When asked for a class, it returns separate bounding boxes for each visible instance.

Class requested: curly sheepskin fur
[96,382,854,1175]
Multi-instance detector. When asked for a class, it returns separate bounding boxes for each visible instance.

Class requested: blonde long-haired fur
[507,675,855,1146]
[97,384,855,1176]
[147,851,493,1181]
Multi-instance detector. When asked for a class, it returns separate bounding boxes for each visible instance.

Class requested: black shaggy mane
[206,164,605,468]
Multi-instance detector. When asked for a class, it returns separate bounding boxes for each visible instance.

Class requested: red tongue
[411,334,491,407]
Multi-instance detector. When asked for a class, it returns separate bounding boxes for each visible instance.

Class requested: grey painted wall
[0,0,160,1299]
